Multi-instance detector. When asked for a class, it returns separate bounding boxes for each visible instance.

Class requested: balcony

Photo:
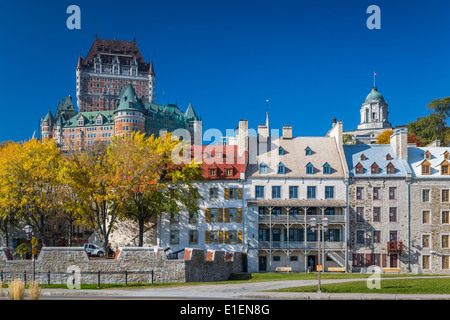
[387,241,403,254]
[258,241,345,250]
[258,214,345,224]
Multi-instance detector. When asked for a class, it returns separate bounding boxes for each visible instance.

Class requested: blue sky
[1,0,449,142]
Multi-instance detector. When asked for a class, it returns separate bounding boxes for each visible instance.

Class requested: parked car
[83,243,105,257]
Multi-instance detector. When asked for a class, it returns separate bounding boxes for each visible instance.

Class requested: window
[323,163,331,174]
[170,230,179,244]
[272,207,281,215]
[305,147,312,156]
[289,186,298,199]
[306,162,314,174]
[442,211,450,224]
[356,187,364,200]
[373,230,381,244]
[355,163,364,174]
[189,230,198,244]
[307,186,316,199]
[422,255,430,270]
[210,188,218,200]
[209,208,219,222]
[325,186,334,199]
[255,186,264,198]
[442,235,450,249]
[373,207,381,222]
[272,186,281,199]
[258,228,269,241]
[389,187,397,200]
[444,151,450,160]
[272,229,281,241]
[258,207,265,215]
[226,168,233,176]
[422,161,431,175]
[170,212,179,223]
[207,230,222,244]
[386,154,392,160]
[389,207,397,222]
[373,187,381,200]
[278,146,285,155]
[259,163,268,174]
[356,230,365,244]
[442,161,450,175]
[422,210,431,224]
[209,168,216,176]
[442,189,450,203]
[189,211,198,223]
[226,208,239,222]
[225,188,239,199]
[356,207,364,222]
[360,154,366,161]
[277,162,286,174]
[371,163,379,174]
[386,162,395,174]
[443,256,450,270]
[424,150,431,159]
[422,189,431,202]
[422,234,431,248]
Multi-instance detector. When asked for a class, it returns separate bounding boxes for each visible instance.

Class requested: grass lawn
[270,277,450,294]
[8,272,430,290]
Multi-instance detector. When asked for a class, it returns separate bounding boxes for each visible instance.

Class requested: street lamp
[23,225,36,282]
[309,217,328,293]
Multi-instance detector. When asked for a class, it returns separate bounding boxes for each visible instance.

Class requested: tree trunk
[138,218,145,247]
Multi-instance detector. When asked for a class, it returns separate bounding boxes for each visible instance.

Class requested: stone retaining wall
[0,247,245,285]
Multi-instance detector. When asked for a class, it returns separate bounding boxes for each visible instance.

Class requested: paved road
[36,276,450,300]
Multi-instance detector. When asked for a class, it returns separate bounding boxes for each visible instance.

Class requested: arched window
[259,163,268,174]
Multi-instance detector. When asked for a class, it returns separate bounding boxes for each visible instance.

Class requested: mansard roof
[79,37,150,73]
[246,136,344,178]
[408,147,450,177]
[63,111,115,128]
[344,144,409,177]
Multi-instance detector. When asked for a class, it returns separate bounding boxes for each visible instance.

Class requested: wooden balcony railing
[387,241,403,254]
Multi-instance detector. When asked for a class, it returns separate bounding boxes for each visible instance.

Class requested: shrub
[8,279,25,300]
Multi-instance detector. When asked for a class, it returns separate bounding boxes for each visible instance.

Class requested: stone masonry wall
[0,247,245,285]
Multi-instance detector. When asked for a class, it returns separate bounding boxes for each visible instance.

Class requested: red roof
[191,145,247,180]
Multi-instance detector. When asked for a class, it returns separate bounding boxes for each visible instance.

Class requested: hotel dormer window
[386,154,392,160]
[323,162,331,175]
[306,162,314,174]
[209,168,216,177]
[259,163,268,174]
[441,160,450,175]
[386,162,395,174]
[421,160,431,175]
[425,150,431,160]
[355,162,364,174]
[278,147,285,156]
[444,151,449,160]
[277,162,286,174]
[371,162,379,174]
[360,154,366,161]
[305,147,312,156]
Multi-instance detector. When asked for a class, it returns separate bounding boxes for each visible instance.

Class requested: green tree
[408,97,450,146]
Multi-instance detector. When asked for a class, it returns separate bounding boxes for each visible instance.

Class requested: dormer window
[277,162,286,175]
[278,147,285,156]
[371,162,380,174]
[209,168,217,177]
[421,160,431,175]
[323,163,331,175]
[360,154,366,161]
[355,162,364,174]
[259,163,268,174]
[424,150,431,160]
[444,151,449,160]
[305,147,312,156]
[386,154,392,160]
[225,168,233,176]
[441,160,449,175]
[306,162,314,175]
[386,162,395,174]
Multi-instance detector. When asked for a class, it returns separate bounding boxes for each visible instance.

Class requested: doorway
[259,256,267,272]
[307,255,316,272]
[390,254,398,268]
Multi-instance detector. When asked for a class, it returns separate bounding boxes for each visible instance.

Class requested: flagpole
[373,71,376,88]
